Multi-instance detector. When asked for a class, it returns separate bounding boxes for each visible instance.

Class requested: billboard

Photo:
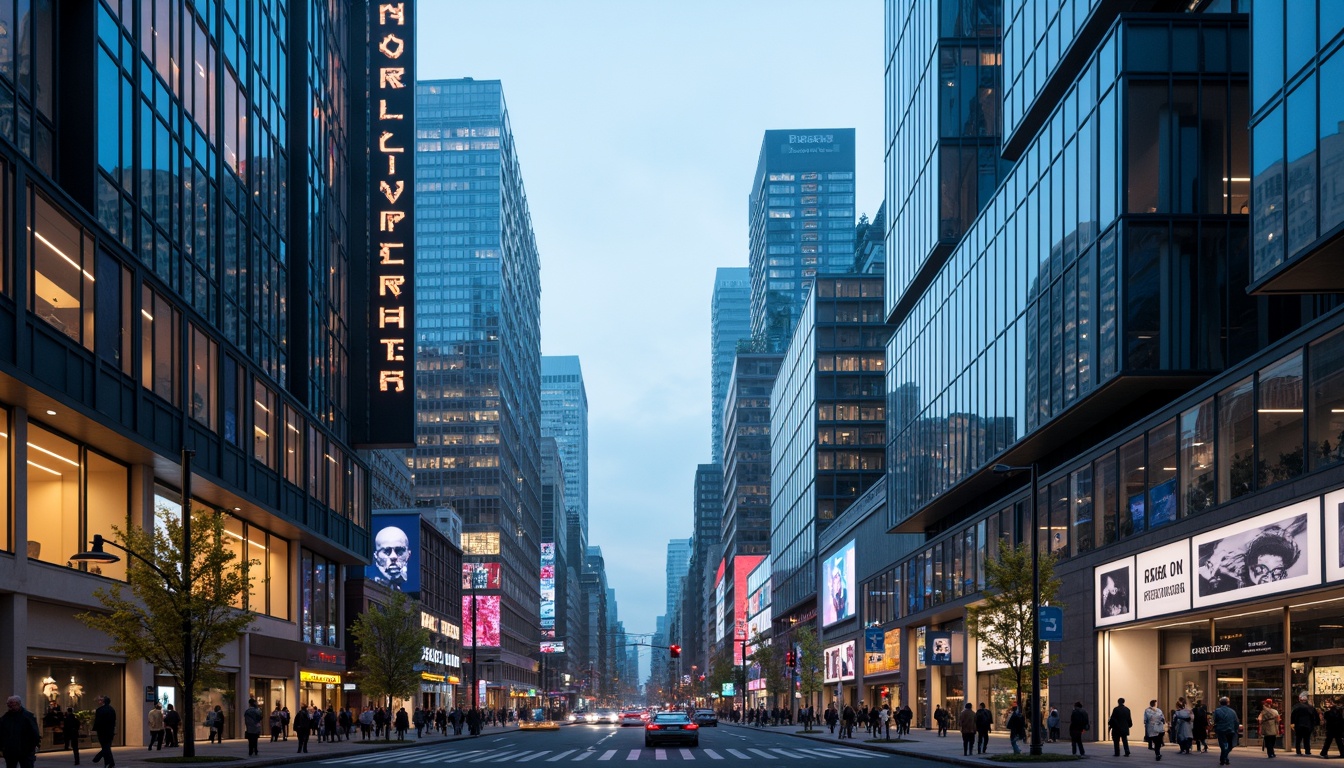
[461,595,501,646]
[1193,498,1320,608]
[367,513,420,594]
[733,554,765,664]
[822,540,856,627]
[462,562,501,590]
[928,631,953,665]
[1325,489,1344,584]
[1094,557,1135,627]
[540,641,565,654]
[761,129,856,173]
[1136,541,1192,619]
[540,542,556,630]
[865,628,901,675]
[823,641,856,683]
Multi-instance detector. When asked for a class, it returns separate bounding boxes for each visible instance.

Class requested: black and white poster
[1094,557,1134,627]
[1326,489,1344,584]
[1136,541,1192,619]
[1192,498,1321,608]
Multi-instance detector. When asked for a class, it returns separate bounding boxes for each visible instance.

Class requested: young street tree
[746,631,787,711]
[966,540,1064,709]
[79,504,256,756]
[794,624,824,728]
[350,589,430,737]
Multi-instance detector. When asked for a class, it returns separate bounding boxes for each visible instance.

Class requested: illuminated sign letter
[378,34,406,59]
[379,371,406,392]
[380,180,405,204]
[379,275,406,297]
[380,339,405,362]
[378,100,404,120]
[379,306,406,329]
[379,68,407,89]
[378,4,406,25]
[378,243,405,264]
[379,211,407,232]
[378,131,405,154]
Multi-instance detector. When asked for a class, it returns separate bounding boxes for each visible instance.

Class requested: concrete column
[237,631,251,734]
[0,592,29,702]
[12,408,28,583]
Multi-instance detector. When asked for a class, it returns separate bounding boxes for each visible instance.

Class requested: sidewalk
[33,728,517,768]
[731,723,1344,768]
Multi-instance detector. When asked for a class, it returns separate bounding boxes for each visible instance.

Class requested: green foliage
[79,505,256,697]
[707,648,736,694]
[746,631,786,706]
[966,540,1064,706]
[794,625,825,719]
[350,590,431,722]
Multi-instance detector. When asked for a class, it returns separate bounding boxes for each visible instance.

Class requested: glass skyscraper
[711,267,751,462]
[748,129,858,352]
[541,355,590,564]
[414,78,543,705]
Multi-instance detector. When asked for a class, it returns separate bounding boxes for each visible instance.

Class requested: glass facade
[540,355,589,565]
[413,79,543,694]
[722,353,784,559]
[711,267,751,463]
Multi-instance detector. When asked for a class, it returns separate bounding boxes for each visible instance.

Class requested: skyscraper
[414,79,543,706]
[711,268,751,462]
[748,129,857,352]
[665,537,693,617]
[541,355,590,565]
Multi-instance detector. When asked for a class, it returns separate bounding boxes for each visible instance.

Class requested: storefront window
[29,659,124,751]
[1071,466,1094,554]
[27,424,128,580]
[1257,352,1304,487]
[1309,328,1344,471]
[301,549,339,646]
[1119,436,1146,537]
[1213,609,1284,660]
[1289,598,1344,653]
[1096,451,1118,547]
[1181,399,1215,515]
[1218,376,1255,500]
[1160,621,1212,665]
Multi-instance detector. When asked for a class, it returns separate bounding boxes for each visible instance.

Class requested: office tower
[853,202,887,275]
[5,0,388,725]
[415,78,543,707]
[748,129,857,352]
[581,546,610,704]
[665,537,693,617]
[541,355,590,566]
[711,268,751,462]
[539,438,575,699]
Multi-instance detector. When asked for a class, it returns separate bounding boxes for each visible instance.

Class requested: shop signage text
[1190,635,1282,660]
[421,646,460,668]
[300,671,342,685]
[306,649,346,666]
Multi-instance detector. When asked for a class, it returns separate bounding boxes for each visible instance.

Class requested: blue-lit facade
[748,129,857,353]
[2,0,378,745]
[711,267,751,463]
[414,79,543,707]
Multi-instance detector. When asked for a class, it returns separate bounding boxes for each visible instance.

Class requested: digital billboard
[822,540,856,627]
[865,628,901,675]
[823,641,856,683]
[462,562,501,590]
[367,513,420,594]
[540,641,565,654]
[540,542,556,630]
[761,129,856,173]
[461,595,501,646]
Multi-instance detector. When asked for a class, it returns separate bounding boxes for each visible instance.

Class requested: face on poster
[1193,498,1321,608]
[822,540,856,627]
[1094,557,1135,627]
[823,641,856,683]
[368,514,420,594]
[1326,489,1344,584]
[1136,540,1192,619]
[461,595,501,646]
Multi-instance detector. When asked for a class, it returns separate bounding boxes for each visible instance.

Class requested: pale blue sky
[418,0,884,680]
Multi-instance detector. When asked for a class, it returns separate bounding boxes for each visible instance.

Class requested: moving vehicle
[619,710,647,727]
[692,709,718,727]
[645,711,699,748]
[585,709,617,724]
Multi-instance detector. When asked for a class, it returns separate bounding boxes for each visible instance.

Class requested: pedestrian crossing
[321,744,887,764]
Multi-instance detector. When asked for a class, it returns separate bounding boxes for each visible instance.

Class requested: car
[586,709,617,725]
[692,709,718,727]
[566,712,582,723]
[644,711,699,748]
[619,710,647,727]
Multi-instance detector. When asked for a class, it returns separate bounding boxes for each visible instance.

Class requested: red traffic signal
[670,644,681,658]
[786,651,796,668]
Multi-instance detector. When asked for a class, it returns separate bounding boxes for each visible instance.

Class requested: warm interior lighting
[1258,408,1303,413]
[254,400,271,413]
[141,309,154,321]
[27,460,62,476]
[28,441,78,467]
[33,229,96,282]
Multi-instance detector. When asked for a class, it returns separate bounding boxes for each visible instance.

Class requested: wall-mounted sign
[364,0,416,445]
[1193,498,1320,608]
[928,631,953,666]
[1190,632,1282,660]
[1326,490,1344,584]
[540,641,566,654]
[420,646,460,668]
[1136,541,1192,619]
[1094,557,1136,627]
[823,641,856,683]
[721,683,736,697]
[865,628,900,675]
[1314,666,1344,696]
[865,627,885,654]
[300,671,342,685]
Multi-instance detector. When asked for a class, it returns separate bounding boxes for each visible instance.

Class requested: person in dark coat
[975,702,994,754]
[1070,701,1091,756]
[1291,693,1319,756]
[91,697,116,768]
[1,696,41,768]
[292,706,311,753]
[1193,701,1210,754]
[394,707,409,740]
[162,704,179,748]
[466,708,481,737]
[322,708,337,743]
[1110,697,1134,757]
[1321,697,1344,758]
[824,705,837,734]
[63,707,81,764]
[958,703,978,756]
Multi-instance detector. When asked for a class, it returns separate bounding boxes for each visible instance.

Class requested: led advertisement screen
[540,641,565,654]
[540,542,556,630]
[823,641,856,683]
[462,562,501,590]
[865,628,901,675]
[822,540,856,627]
[461,595,501,647]
[367,514,420,594]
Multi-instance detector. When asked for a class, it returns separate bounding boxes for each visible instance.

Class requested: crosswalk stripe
[471,751,519,762]
[793,748,837,759]
[571,751,593,761]
[516,752,551,762]
[828,746,881,759]
[440,751,487,763]
[679,748,695,760]
[626,749,641,760]
[770,748,807,758]
[702,749,724,760]
[654,749,666,760]
[546,750,576,761]
[748,748,778,759]
[597,749,617,761]
[726,749,752,759]
[502,752,539,762]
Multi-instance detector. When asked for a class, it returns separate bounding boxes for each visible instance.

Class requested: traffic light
[669,644,681,658]
[786,651,796,668]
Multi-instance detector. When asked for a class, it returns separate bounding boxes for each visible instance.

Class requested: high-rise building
[581,546,610,705]
[539,437,576,700]
[3,0,388,737]
[748,129,857,352]
[414,78,543,707]
[541,355,590,567]
[711,268,751,462]
[665,537,693,617]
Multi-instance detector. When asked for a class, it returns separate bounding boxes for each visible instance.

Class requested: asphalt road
[290,724,940,766]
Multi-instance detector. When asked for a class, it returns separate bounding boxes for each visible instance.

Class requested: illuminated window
[189,325,217,430]
[284,406,303,484]
[141,286,180,405]
[25,423,129,581]
[221,512,290,620]
[252,381,276,468]
[30,190,94,349]
[462,532,500,555]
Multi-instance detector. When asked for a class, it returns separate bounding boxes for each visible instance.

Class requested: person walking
[91,697,116,768]
[282,706,291,741]
[1321,698,1343,757]
[1214,696,1241,766]
[413,708,425,738]
[1145,700,1167,761]
[323,707,337,743]
[1258,698,1281,758]
[958,703,978,756]
[394,707,409,740]
[824,704,837,734]
[1048,707,1062,743]
[146,702,164,751]
[899,705,913,737]
[206,705,224,744]
[162,704,179,748]
[841,704,856,739]
[269,703,283,742]
[242,698,262,756]
[63,707,81,765]
[879,705,891,739]
[1173,699,1195,754]
[934,705,948,738]
[1291,693,1319,756]
[292,705,311,754]
[975,702,993,754]
[1110,697,1134,757]
[1,696,41,768]
[1008,704,1028,755]
[1070,701,1091,756]
[1194,701,1211,754]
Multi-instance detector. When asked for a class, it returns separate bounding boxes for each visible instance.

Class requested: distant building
[542,356,590,564]
[711,268,751,462]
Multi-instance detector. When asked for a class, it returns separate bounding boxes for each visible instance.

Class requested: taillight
[646,724,661,730]
[685,723,699,730]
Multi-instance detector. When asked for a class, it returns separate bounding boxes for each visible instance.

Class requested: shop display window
[28,659,124,751]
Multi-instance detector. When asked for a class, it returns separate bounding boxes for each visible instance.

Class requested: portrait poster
[1094,557,1135,627]
[1326,489,1344,584]
[1192,498,1320,608]
[822,540,856,627]
[823,641,856,683]
[367,513,421,594]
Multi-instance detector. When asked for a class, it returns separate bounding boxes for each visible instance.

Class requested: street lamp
[72,449,198,758]
[993,462,1042,756]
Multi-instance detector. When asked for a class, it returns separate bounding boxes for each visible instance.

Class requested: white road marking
[571,751,594,761]
[654,749,666,760]
[748,748,778,759]
[679,748,695,760]
[702,749,724,760]
[770,748,807,758]
[596,749,617,761]
[546,751,576,761]
[516,752,551,762]
[626,749,641,760]
[726,749,752,759]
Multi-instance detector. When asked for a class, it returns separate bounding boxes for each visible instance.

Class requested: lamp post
[993,462,1042,756]
[73,449,197,757]
[468,561,479,712]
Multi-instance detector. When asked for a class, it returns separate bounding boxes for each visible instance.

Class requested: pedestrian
[1321,697,1343,757]
[1214,695,1241,766]
[1173,699,1195,754]
[243,697,262,756]
[1070,701,1091,756]
[413,707,426,738]
[146,702,164,751]
[63,707,81,765]
[338,707,351,740]
[1048,707,1061,743]
[1291,693,1319,756]
[394,707,409,740]
[281,706,291,740]
[1110,697,1134,757]
[292,705,311,754]
[841,704,856,740]
[205,705,222,744]
[975,702,993,754]
[958,703,978,756]
[374,707,388,739]
[1194,701,1210,754]
[91,696,116,768]
[163,704,180,748]
[935,704,948,737]
[1007,704,1028,755]
[449,707,463,736]
[1145,699,1167,761]
[900,705,913,737]
[879,705,891,739]
[269,703,283,742]
[824,704,837,734]
[466,707,480,737]
[323,707,337,743]
[1,696,41,768]
[359,707,373,740]
[1259,698,1281,758]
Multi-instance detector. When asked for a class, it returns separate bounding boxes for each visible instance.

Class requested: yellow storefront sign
[300,671,342,685]
[421,672,446,682]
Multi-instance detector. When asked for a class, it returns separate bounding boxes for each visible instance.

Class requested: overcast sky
[418,0,884,682]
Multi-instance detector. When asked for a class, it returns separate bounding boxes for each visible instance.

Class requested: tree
[350,589,430,737]
[966,540,1064,711]
[794,625,824,729]
[746,632,786,709]
[707,647,736,698]
[79,504,255,755]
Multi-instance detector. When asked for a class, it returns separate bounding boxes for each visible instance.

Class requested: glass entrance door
[1216,668,1245,738]
[1246,665,1285,742]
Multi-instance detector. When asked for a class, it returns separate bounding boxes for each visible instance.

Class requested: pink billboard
[462,595,501,646]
